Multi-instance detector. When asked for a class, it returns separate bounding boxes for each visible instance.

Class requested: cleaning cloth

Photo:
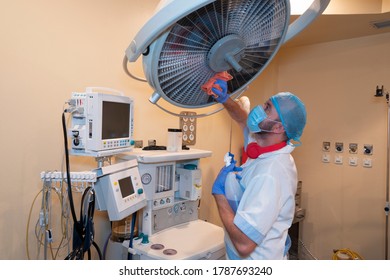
[201,71,233,98]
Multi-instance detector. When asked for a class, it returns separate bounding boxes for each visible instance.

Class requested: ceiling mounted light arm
[125,0,216,63]
[283,0,330,43]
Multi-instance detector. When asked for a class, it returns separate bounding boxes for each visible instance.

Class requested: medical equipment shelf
[119,148,212,163]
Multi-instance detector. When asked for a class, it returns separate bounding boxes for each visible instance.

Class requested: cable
[68,186,102,260]
[122,55,147,82]
[62,112,78,225]
[62,111,84,258]
[62,111,102,260]
[93,241,103,260]
[26,189,42,259]
[332,248,364,260]
[127,213,137,260]
[297,238,317,260]
[26,179,73,259]
[102,232,112,260]
[228,118,233,153]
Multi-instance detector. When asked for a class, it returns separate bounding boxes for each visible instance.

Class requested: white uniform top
[224,140,298,260]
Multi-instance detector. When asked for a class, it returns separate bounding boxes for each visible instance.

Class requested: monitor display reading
[102,101,130,139]
[118,176,135,198]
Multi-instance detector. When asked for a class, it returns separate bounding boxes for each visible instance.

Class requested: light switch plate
[322,153,330,163]
[363,158,372,168]
[349,157,358,166]
[334,155,343,164]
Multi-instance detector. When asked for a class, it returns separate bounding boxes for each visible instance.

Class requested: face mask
[247,105,281,133]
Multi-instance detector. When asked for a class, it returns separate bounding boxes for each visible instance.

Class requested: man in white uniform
[210,79,306,260]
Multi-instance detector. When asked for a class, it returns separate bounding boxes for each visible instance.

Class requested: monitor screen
[102,101,130,139]
[118,176,135,198]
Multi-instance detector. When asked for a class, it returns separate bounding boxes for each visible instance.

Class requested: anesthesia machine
[36,88,224,260]
[111,149,225,260]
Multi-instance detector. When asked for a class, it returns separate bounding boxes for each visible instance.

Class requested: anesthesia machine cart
[113,148,225,260]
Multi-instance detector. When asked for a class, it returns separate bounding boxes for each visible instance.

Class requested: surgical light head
[270,92,307,145]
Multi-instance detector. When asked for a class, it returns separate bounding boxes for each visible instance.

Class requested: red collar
[246,141,287,159]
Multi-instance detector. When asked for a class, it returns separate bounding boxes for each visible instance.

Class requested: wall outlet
[335,142,344,153]
[349,143,358,154]
[364,144,373,155]
[322,141,331,152]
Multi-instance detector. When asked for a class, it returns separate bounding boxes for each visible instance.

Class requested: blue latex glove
[212,152,243,195]
[211,79,229,104]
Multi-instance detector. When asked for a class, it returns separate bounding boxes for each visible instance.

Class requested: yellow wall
[0,0,240,259]
[228,32,390,260]
[325,0,384,14]
[277,33,390,259]
[383,0,390,11]
[1,0,389,260]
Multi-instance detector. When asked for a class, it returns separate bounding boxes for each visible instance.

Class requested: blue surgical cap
[270,92,307,144]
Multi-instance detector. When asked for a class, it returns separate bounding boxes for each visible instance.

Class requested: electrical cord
[332,248,364,260]
[127,213,137,260]
[62,111,102,260]
[122,55,147,82]
[102,232,112,260]
[62,112,79,226]
[26,182,72,259]
[62,111,84,259]
[26,190,42,259]
[26,107,81,260]
[298,238,317,260]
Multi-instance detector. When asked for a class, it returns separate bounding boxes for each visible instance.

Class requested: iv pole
[375,85,390,260]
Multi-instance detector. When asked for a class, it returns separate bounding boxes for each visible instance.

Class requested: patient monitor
[68,88,134,157]
[65,88,145,221]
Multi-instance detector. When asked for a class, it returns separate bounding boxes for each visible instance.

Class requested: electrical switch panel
[334,155,343,165]
[322,154,330,163]
[363,144,373,155]
[363,158,373,168]
[349,143,358,154]
[322,141,331,152]
[348,157,358,166]
[321,140,375,169]
[335,142,344,153]
[180,111,197,146]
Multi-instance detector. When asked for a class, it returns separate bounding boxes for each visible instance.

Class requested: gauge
[173,204,179,214]
[141,173,152,185]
